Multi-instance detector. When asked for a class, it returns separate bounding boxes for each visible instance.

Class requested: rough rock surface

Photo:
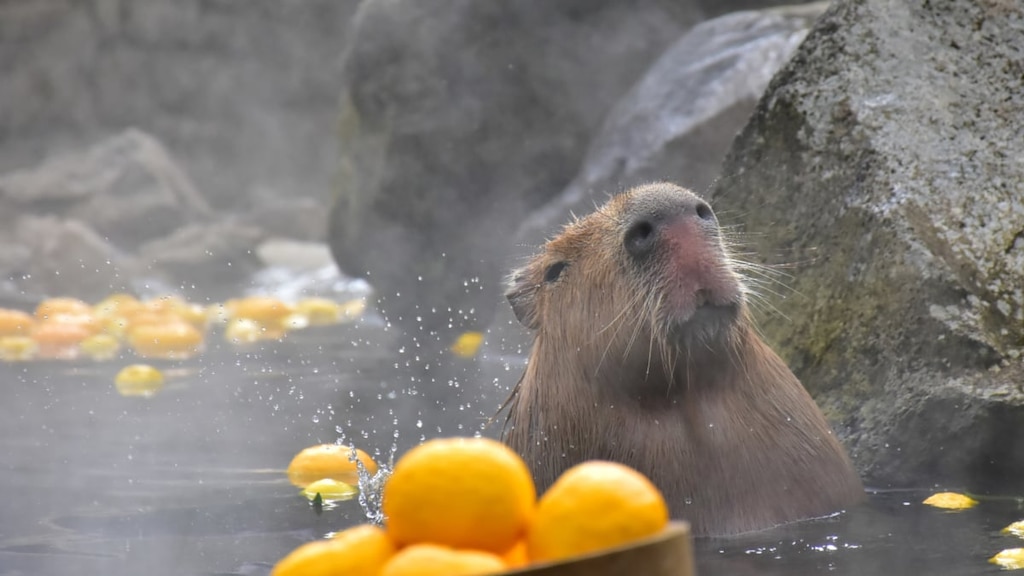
[707,0,1024,488]
[328,0,705,343]
[510,4,827,261]
[0,129,315,302]
[0,129,212,246]
[0,0,359,210]
[12,215,142,301]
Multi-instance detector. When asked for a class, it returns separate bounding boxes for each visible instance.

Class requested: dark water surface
[0,319,1019,576]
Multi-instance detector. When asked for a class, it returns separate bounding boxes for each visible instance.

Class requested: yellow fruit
[379,543,506,576]
[271,524,395,576]
[1003,520,1024,538]
[31,321,93,359]
[124,311,180,329]
[93,293,141,318]
[991,548,1024,570]
[281,313,310,331]
[224,318,264,344]
[175,304,209,330]
[286,444,378,488]
[300,478,359,502]
[35,297,91,320]
[128,321,203,359]
[336,298,367,323]
[294,297,344,326]
[228,296,295,326]
[500,539,529,569]
[0,308,35,337]
[922,492,978,510]
[114,364,165,397]
[527,460,668,563]
[0,336,37,362]
[449,331,484,358]
[383,437,535,554]
[140,295,189,316]
[80,333,122,361]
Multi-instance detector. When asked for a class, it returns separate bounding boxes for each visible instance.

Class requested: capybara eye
[624,220,656,259]
[695,202,714,221]
[544,261,568,283]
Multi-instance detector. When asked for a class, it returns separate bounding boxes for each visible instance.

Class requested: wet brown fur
[501,182,863,537]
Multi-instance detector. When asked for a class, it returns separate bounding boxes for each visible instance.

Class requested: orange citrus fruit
[294,297,344,326]
[228,296,295,325]
[500,539,529,569]
[382,437,536,554]
[127,321,203,359]
[0,336,37,361]
[0,308,34,337]
[93,293,142,318]
[286,444,378,487]
[80,333,121,361]
[31,321,93,359]
[526,460,669,563]
[379,543,506,576]
[271,524,395,576]
[114,364,165,397]
[34,297,91,320]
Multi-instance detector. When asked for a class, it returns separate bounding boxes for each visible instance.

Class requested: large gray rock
[0,0,359,211]
[707,0,1024,488]
[328,0,705,343]
[0,129,309,302]
[11,215,142,301]
[138,219,266,298]
[511,5,827,259]
[0,129,212,247]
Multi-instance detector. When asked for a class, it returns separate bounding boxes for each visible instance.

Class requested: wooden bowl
[507,521,695,576]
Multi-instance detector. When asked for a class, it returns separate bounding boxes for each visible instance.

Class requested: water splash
[352,444,396,526]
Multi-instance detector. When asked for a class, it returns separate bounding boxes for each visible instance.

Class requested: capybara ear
[506,269,539,330]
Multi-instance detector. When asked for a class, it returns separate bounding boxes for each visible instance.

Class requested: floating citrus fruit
[526,460,669,563]
[500,539,529,569]
[224,318,264,344]
[300,478,359,502]
[1003,520,1024,538]
[0,336,37,362]
[128,321,203,359]
[31,321,93,359]
[383,437,536,554]
[228,296,294,327]
[286,444,378,488]
[0,308,34,337]
[114,364,165,397]
[449,331,485,358]
[294,297,345,326]
[93,293,142,318]
[34,297,91,320]
[80,333,121,361]
[271,524,395,576]
[379,543,506,576]
[336,298,367,323]
[991,548,1024,570]
[922,492,978,510]
[176,304,208,330]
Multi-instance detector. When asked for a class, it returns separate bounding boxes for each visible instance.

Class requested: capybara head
[506,182,746,395]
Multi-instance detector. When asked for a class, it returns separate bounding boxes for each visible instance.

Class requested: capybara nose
[623,194,716,260]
